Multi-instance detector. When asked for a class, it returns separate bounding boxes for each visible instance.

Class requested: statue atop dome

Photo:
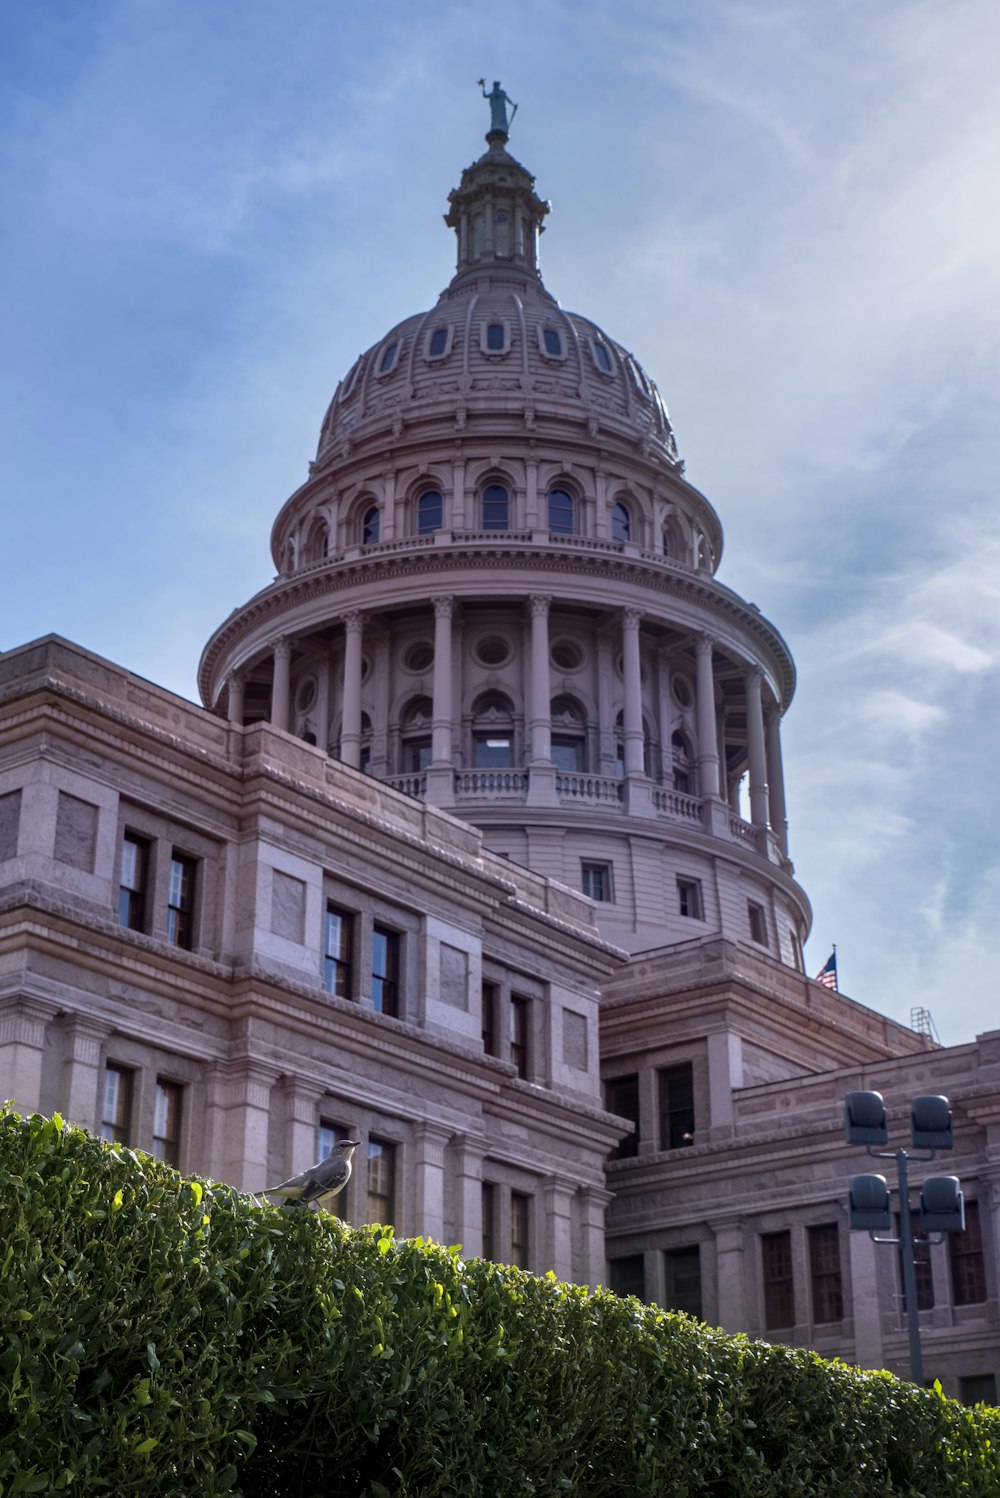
[478,78,517,141]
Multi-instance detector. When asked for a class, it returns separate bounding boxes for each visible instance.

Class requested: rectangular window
[958,1373,998,1407]
[608,1254,645,1299]
[152,1079,183,1166]
[482,981,499,1056]
[324,905,354,998]
[543,328,562,357]
[581,861,612,902]
[896,1210,935,1311]
[605,1073,640,1159]
[747,901,768,947]
[474,734,512,768]
[510,995,529,1079]
[808,1223,844,1322]
[664,1246,703,1319]
[761,1230,795,1329]
[676,877,703,920]
[552,737,584,771]
[167,853,196,949]
[101,1064,133,1145]
[482,1182,497,1261]
[949,1200,988,1305]
[658,1063,695,1150]
[118,833,149,932]
[366,1138,396,1225]
[510,1191,530,1269]
[371,927,399,1017]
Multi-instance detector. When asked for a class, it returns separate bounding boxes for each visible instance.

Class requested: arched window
[551,695,586,773]
[472,691,515,768]
[362,506,380,544]
[307,520,329,563]
[401,696,433,773]
[416,491,443,535]
[548,489,574,535]
[611,501,631,543]
[482,484,510,531]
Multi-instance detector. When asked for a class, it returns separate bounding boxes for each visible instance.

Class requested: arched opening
[472,691,515,768]
[400,696,433,773]
[361,507,380,545]
[611,501,631,544]
[548,489,574,535]
[482,484,510,531]
[550,695,586,772]
[416,491,443,535]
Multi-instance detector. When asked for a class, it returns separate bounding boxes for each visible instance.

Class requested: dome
[313,139,679,477]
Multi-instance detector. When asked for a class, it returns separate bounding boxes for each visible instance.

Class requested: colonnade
[224,596,788,851]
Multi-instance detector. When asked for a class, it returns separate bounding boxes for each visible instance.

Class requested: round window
[296,677,317,713]
[671,675,693,709]
[475,635,512,668]
[551,640,583,671]
[404,642,435,673]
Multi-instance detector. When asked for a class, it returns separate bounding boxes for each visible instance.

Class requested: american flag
[815,949,838,990]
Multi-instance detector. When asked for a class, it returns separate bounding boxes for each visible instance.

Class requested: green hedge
[1,1109,998,1496]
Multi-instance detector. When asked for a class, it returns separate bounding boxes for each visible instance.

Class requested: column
[203,1061,278,1192]
[340,611,364,769]
[542,1174,577,1282]
[656,647,673,783]
[596,625,616,775]
[848,1228,885,1372]
[0,999,55,1116]
[579,1186,614,1289]
[283,1077,324,1179]
[451,1132,487,1258]
[316,653,332,755]
[765,707,789,858]
[226,670,245,725]
[372,626,391,777]
[695,634,720,799]
[60,1014,111,1130]
[528,596,552,763]
[413,1121,453,1243]
[525,457,540,531]
[622,608,645,776]
[713,1219,748,1332]
[270,637,291,733]
[431,598,454,764]
[745,668,770,830]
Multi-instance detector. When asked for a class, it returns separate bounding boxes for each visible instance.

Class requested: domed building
[199,110,808,969]
[1,99,997,1401]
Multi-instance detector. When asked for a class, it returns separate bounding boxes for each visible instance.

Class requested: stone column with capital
[60,1014,111,1130]
[282,1076,324,1181]
[226,671,245,726]
[695,634,721,799]
[425,597,456,807]
[203,1061,278,1191]
[0,999,55,1116]
[542,1174,577,1282]
[451,1132,487,1257]
[340,612,364,768]
[526,595,559,806]
[765,706,789,858]
[270,638,291,733]
[622,609,645,776]
[713,1219,748,1332]
[580,1185,614,1288]
[745,668,770,833]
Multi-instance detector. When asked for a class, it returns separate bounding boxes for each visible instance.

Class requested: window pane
[486,322,505,350]
[482,484,509,530]
[367,1138,396,1224]
[611,502,631,543]
[553,737,584,772]
[510,1191,530,1268]
[761,1230,795,1329]
[664,1246,703,1318]
[548,489,574,534]
[949,1200,987,1305]
[372,927,399,1017]
[101,1064,132,1144]
[379,341,398,372]
[417,491,443,534]
[608,1254,645,1299]
[658,1064,695,1149]
[362,507,380,543]
[474,735,512,768]
[482,982,499,1056]
[510,996,529,1078]
[605,1074,639,1159]
[543,328,562,356]
[324,905,354,998]
[808,1223,844,1322]
[593,341,612,372]
[167,854,195,949]
[152,1079,182,1166]
[428,328,447,356]
[118,834,148,931]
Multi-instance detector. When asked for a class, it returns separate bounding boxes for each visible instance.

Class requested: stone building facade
[0,110,997,1401]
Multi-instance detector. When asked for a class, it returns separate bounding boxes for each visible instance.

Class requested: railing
[384,773,427,798]
[728,816,757,849]
[454,769,529,797]
[555,772,624,805]
[651,786,702,822]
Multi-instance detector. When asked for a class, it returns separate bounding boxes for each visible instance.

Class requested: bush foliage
[1,1109,998,1496]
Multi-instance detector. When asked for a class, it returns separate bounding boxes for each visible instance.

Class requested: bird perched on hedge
[262,1138,359,1211]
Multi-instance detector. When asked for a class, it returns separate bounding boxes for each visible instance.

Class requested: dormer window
[378,341,399,375]
[592,339,613,374]
[481,321,510,355]
[427,327,449,359]
[541,327,563,358]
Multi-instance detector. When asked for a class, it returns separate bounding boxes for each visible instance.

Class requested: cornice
[199,544,796,708]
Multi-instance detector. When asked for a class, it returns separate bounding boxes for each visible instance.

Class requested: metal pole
[896,1148,923,1385]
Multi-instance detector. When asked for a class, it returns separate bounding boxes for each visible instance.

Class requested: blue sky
[3,1,998,1043]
